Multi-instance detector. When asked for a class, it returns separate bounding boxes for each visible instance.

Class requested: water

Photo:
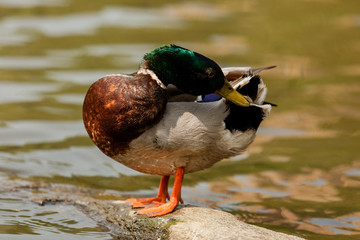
[1,1,359,239]
[0,194,111,239]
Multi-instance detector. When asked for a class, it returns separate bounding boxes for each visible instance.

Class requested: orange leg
[126,175,170,208]
[137,167,185,217]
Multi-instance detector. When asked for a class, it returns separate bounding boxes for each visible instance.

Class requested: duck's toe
[126,196,168,208]
[125,175,170,208]
[136,199,179,217]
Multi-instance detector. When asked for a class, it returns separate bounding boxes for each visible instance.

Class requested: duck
[82,44,274,217]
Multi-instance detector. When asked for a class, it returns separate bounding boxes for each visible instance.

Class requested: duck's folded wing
[166,84,198,102]
[222,66,276,88]
[222,67,251,81]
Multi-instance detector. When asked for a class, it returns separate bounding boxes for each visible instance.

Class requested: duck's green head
[141,44,249,107]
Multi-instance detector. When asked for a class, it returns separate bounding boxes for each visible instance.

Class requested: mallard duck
[82,44,273,217]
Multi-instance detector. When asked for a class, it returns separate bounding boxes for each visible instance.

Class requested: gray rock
[2,176,304,240]
[166,206,304,240]
[74,199,304,240]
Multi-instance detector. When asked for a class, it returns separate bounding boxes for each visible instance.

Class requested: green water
[0,0,359,239]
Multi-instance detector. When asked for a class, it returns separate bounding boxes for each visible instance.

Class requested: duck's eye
[206,68,216,78]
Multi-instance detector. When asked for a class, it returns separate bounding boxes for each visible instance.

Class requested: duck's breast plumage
[82,73,166,157]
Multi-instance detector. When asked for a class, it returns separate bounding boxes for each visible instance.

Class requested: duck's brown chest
[82,74,166,157]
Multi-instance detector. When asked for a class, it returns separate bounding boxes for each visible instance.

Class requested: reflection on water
[228,186,289,198]
[55,94,85,105]
[0,56,72,69]
[46,70,120,85]
[345,168,360,177]
[83,43,155,63]
[0,194,111,239]
[0,0,359,239]
[0,82,58,103]
[300,178,326,187]
[0,146,138,177]
[0,6,183,39]
[0,0,66,8]
[0,121,84,145]
[258,127,305,137]
[308,218,357,231]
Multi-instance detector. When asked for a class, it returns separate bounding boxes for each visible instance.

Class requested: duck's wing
[222,66,276,89]
[166,84,198,102]
[222,66,276,78]
[222,67,252,81]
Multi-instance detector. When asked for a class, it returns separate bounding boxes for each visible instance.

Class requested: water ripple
[0,0,67,8]
[0,6,184,39]
[0,121,85,146]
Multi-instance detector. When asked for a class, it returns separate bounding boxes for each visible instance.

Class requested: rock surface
[66,198,305,240]
[167,207,304,240]
[3,176,304,240]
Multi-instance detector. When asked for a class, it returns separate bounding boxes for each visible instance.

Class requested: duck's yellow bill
[215,79,250,107]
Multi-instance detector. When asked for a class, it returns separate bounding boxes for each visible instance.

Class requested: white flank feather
[115,100,258,175]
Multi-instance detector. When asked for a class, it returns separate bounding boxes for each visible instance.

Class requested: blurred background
[0,0,359,239]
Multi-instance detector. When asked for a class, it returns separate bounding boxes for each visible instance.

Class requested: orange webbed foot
[126,175,170,208]
[135,168,184,217]
[126,197,160,207]
[136,198,179,217]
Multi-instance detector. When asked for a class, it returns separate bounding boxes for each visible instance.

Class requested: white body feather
[114,100,257,175]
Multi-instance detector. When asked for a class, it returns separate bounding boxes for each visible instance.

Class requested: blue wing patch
[199,93,222,102]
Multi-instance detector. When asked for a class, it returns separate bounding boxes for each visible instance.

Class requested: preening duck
[82,44,274,217]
